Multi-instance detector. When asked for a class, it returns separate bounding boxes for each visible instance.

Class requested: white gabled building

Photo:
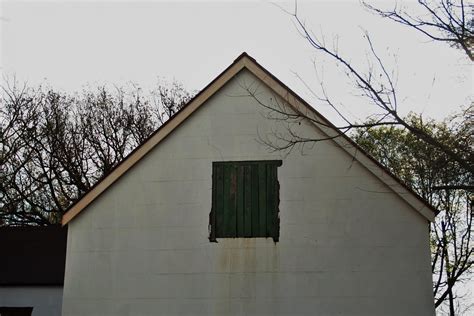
[61,53,436,316]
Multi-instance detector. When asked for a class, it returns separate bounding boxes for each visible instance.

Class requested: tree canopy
[354,111,473,314]
[0,81,192,226]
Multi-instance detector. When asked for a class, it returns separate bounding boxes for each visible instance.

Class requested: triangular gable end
[62,52,437,225]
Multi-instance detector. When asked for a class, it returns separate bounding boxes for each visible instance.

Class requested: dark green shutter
[211,160,281,241]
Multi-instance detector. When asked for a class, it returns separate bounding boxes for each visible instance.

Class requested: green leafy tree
[354,110,473,314]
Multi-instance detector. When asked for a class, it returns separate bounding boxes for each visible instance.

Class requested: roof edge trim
[62,54,249,225]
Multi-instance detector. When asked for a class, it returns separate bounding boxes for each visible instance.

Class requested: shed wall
[62,69,435,315]
[0,286,63,316]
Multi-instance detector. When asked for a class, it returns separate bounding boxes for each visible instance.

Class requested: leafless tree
[151,80,191,124]
[0,80,192,226]
[363,0,474,60]
[261,1,473,173]
[257,1,473,314]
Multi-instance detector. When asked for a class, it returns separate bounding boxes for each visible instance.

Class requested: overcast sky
[1,0,472,125]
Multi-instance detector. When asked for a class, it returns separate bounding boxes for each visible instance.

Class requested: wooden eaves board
[62,52,437,225]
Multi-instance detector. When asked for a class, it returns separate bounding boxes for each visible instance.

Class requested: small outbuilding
[61,53,436,316]
[0,226,67,316]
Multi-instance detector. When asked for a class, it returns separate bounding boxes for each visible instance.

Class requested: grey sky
[1,0,472,126]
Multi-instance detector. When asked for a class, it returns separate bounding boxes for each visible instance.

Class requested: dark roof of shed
[0,225,67,286]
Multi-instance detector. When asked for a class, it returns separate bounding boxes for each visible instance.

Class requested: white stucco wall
[0,286,63,316]
[62,69,435,315]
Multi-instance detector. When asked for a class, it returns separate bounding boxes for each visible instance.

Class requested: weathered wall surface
[0,286,63,316]
[62,69,435,315]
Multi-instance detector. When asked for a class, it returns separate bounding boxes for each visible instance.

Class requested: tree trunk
[448,287,455,316]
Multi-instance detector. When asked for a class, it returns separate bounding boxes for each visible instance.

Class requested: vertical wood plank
[258,163,267,236]
[215,164,224,237]
[223,164,237,237]
[210,164,217,241]
[274,166,280,242]
[266,164,276,239]
[251,164,259,236]
[236,165,245,237]
[243,165,252,237]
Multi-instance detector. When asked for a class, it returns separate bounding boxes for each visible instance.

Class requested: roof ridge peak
[234,52,256,63]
